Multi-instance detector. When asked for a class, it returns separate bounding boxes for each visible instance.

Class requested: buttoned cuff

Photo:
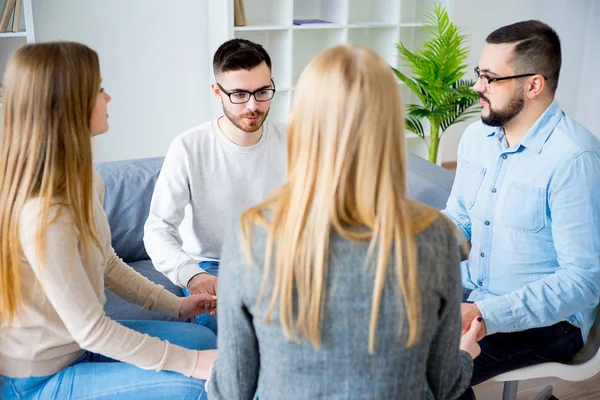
[475,295,514,335]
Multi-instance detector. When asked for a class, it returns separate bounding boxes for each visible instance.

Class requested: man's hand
[179,293,218,318]
[461,303,487,340]
[187,272,218,314]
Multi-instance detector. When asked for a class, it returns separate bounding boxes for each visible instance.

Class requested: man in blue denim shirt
[443,20,600,395]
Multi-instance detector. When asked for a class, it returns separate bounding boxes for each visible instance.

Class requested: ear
[525,74,546,99]
[211,82,221,100]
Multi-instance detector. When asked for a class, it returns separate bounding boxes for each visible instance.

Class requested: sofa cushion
[406,153,455,210]
[104,259,188,321]
[95,157,164,263]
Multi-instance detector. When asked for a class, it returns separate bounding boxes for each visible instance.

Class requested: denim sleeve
[442,134,472,241]
[476,151,600,335]
[426,218,473,400]
[207,218,259,399]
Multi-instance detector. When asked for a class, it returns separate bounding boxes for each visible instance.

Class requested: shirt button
[491,188,497,193]
[478,280,483,286]
[485,221,490,226]
[480,252,485,258]
[502,154,508,159]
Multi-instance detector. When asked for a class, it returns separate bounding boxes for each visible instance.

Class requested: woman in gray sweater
[207,44,481,400]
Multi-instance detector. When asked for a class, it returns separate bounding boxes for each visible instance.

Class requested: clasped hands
[459,303,487,359]
[178,272,218,319]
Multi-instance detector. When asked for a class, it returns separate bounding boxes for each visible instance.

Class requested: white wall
[576,0,600,137]
[441,0,598,162]
[32,0,212,162]
[28,0,598,162]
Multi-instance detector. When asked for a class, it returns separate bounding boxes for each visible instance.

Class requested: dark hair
[213,38,271,77]
[486,20,561,94]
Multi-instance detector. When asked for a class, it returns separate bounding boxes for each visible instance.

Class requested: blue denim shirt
[443,100,600,341]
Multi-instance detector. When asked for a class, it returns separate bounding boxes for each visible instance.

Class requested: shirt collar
[486,100,563,154]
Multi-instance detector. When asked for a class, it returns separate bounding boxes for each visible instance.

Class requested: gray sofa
[96,154,455,321]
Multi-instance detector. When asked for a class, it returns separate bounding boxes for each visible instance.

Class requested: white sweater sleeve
[143,137,203,287]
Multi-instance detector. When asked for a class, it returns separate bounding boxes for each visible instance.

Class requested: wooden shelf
[207,0,447,126]
[348,22,399,28]
[292,23,345,30]
[234,23,289,31]
[399,22,426,27]
[0,31,27,38]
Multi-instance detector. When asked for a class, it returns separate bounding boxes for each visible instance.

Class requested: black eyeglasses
[475,67,547,93]
[216,79,276,104]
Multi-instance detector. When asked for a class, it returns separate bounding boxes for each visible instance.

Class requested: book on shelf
[234,0,246,27]
[12,0,21,32]
[0,0,21,33]
[0,0,16,32]
[293,19,333,25]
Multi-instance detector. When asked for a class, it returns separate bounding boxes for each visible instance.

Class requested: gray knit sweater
[208,211,473,400]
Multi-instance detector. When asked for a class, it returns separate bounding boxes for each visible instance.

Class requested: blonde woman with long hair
[206,45,482,399]
[0,42,217,399]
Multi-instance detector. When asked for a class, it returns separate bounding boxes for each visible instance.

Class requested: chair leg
[502,381,519,400]
[531,385,556,400]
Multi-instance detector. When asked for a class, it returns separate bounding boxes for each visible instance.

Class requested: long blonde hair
[241,45,440,352]
[0,42,102,325]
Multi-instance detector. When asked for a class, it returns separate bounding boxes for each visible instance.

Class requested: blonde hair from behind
[0,42,102,325]
[241,44,441,352]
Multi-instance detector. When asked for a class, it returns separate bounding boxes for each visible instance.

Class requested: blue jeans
[1,320,217,400]
[182,261,219,335]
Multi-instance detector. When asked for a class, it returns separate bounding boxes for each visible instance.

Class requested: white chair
[490,307,600,400]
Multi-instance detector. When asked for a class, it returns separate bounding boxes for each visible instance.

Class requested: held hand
[187,273,218,314]
[461,303,487,340]
[192,349,217,380]
[179,293,218,319]
[460,316,483,359]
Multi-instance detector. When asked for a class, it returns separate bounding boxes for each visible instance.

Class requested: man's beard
[480,89,524,127]
[223,106,269,133]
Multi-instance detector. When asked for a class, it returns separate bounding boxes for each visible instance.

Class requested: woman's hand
[204,365,214,392]
[459,316,483,359]
[192,349,217,380]
[179,293,218,319]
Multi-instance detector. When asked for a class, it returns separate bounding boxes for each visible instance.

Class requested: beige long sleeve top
[0,169,198,378]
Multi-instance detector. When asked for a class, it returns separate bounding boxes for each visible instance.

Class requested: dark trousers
[459,288,583,399]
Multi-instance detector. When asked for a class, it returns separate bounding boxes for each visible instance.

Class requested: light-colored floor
[474,374,600,399]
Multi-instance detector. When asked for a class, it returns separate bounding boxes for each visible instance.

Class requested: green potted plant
[394,4,479,164]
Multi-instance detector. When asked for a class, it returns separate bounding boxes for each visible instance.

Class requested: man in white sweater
[143,39,287,334]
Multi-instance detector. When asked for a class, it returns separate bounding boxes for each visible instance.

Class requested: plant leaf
[394,4,480,154]
[405,115,425,140]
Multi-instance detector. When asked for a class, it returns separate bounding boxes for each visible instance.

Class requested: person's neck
[503,98,553,147]
[217,116,264,147]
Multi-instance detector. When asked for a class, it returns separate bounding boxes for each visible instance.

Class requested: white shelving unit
[208,0,446,155]
[0,0,35,110]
